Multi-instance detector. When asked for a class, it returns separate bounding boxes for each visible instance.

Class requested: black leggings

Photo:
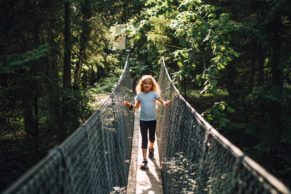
[140,120,157,149]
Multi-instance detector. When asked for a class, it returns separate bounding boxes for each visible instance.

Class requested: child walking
[123,75,170,170]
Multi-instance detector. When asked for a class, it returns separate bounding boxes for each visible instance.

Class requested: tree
[63,1,72,89]
[127,0,291,187]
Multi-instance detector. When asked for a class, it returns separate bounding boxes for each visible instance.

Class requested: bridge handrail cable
[157,58,290,194]
[3,53,134,194]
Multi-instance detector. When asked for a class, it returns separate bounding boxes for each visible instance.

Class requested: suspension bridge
[2,55,291,194]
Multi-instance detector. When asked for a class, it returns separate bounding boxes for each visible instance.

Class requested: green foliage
[94,75,120,93]
[1,0,291,189]
[127,0,291,187]
[128,0,241,94]
[202,101,235,130]
[166,152,198,193]
[0,44,50,73]
[0,0,142,190]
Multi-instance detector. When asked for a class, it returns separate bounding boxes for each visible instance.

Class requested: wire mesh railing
[3,54,290,194]
[156,58,291,194]
[2,54,134,194]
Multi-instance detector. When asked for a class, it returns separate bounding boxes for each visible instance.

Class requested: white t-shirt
[136,91,160,121]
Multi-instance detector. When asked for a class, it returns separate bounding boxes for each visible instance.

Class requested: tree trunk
[23,89,39,140]
[267,12,283,172]
[48,1,61,137]
[73,5,91,89]
[23,16,41,159]
[257,54,265,85]
[60,1,72,141]
[63,1,72,88]
[249,43,256,92]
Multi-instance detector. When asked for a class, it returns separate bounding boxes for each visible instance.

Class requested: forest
[0,0,290,192]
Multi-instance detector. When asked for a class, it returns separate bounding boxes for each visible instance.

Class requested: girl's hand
[163,100,171,107]
[123,101,130,107]
[123,101,134,110]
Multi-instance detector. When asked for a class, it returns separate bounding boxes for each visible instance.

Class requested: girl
[123,75,170,170]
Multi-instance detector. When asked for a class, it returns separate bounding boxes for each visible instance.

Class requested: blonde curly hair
[135,75,160,95]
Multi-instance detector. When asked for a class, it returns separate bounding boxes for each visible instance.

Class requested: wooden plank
[127,112,163,194]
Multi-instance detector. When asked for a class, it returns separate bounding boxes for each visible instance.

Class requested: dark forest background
[1,0,290,191]
[0,0,143,190]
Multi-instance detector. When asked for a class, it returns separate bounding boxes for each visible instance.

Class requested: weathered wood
[127,112,163,194]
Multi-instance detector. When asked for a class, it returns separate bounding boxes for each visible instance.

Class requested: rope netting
[3,55,134,194]
[157,59,291,194]
[3,54,291,194]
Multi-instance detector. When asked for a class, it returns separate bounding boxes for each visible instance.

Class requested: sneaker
[148,148,154,159]
[140,160,148,170]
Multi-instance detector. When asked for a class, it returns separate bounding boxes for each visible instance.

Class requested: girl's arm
[156,97,171,107]
[123,100,141,110]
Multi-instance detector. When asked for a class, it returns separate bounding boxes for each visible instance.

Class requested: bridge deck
[127,112,163,194]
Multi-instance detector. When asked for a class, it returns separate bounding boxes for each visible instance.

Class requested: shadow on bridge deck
[127,112,163,194]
